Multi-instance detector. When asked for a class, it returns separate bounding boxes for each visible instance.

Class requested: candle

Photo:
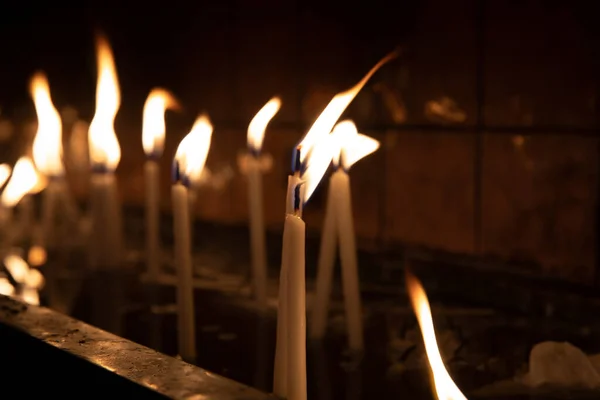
[88,35,123,269]
[1,158,39,244]
[310,120,380,351]
[172,114,213,364]
[273,50,398,400]
[243,97,280,309]
[29,72,73,250]
[142,88,179,280]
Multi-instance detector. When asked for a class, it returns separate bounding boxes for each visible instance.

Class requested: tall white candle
[142,89,178,280]
[171,114,213,363]
[89,172,123,268]
[172,181,196,363]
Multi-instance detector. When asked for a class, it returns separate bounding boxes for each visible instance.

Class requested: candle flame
[302,132,339,203]
[30,72,64,177]
[4,254,29,283]
[247,97,281,153]
[89,35,121,171]
[21,288,39,306]
[331,120,380,170]
[0,164,11,189]
[0,277,15,296]
[406,270,467,400]
[297,50,398,163]
[142,88,179,158]
[174,114,213,184]
[24,268,45,290]
[1,157,40,208]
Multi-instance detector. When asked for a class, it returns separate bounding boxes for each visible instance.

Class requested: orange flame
[406,270,467,400]
[30,72,64,177]
[0,277,15,296]
[142,88,179,157]
[331,120,380,170]
[174,114,213,184]
[1,157,40,208]
[88,35,121,171]
[247,97,281,153]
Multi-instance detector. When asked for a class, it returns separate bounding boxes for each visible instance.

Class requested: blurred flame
[21,288,39,306]
[0,164,11,189]
[174,114,213,183]
[88,35,121,171]
[406,270,467,400]
[142,88,179,157]
[302,132,338,203]
[298,50,397,163]
[4,254,29,283]
[0,277,14,296]
[25,268,45,289]
[247,97,281,153]
[30,72,64,177]
[1,157,39,208]
[28,245,47,267]
[331,120,380,170]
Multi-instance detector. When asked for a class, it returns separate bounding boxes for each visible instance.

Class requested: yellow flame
[297,50,398,162]
[174,114,213,183]
[30,72,64,177]
[21,288,39,306]
[88,35,121,171]
[142,88,179,157]
[247,97,281,152]
[0,164,11,188]
[302,132,338,203]
[28,245,47,267]
[4,254,29,283]
[25,268,45,289]
[406,270,467,400]
[1,157,39,208]
[0,277,15,296]
[331,120,380,170]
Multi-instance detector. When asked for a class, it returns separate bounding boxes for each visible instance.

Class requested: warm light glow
[0,277,15,296]
[4,254,29,283]
[1,158,39,208]
[302,132,338,203]
[174,114,213,183]
[21,288,39,306]
[247,97,281,153]
[331,120,380,170]
[30,72,64,177]
[297,50,398,164]
[142,88,179,157]
[88,35,121,171]
[25,268,45,289]
[406,270,467,400]
[28,245,47,267]
[0,164,11,189]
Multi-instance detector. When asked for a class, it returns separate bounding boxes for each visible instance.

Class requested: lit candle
[30,72,75,250]
[1,158,39,243]
[273,50,398,400]
[87,35,123,269]
[172,114,213,364]
[142,88,179,280]
[241,97,281,309]
[310,120,380,352]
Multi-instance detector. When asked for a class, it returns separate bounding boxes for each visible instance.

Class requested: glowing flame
[28,245,47,267]
[142,88,179,157]
[21,288,39,306]
[406,270,467,400]
[24,268,45,289]
[1,157,40,208]
[4,254,29,283]
[88,35,121,171]
[0,164,11,188]
[302,132,339,203]
[0,277,14,296]
[331,120,380,170]
[174,114,213,184]
[30,72,64,177]
[297,50,398,164]
[247,97,281,153]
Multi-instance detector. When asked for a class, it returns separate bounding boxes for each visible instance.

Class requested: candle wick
[292,145,302,174]
[248,146,261,158]
[293,181,305,214]
[172,160,181,183]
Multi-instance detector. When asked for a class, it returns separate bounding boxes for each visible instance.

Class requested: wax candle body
[145,160,160,279]
[42,178,78,250]
[41,179,60,249]
[310,178,338,340]
[18,195,34,243]
[286,214,307,400]
[89,173,123,268]
[247,156,267,308]
[172,182,196,363]
[333,169,363,351]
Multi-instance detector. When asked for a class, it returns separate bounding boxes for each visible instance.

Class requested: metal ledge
[0,295,278,400]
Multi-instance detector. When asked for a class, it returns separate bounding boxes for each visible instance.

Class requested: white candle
[142,88,178,280]
[89,172,123,268]
[145,160,160,279]
[172,181,196,363]
[171,114,213,363]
